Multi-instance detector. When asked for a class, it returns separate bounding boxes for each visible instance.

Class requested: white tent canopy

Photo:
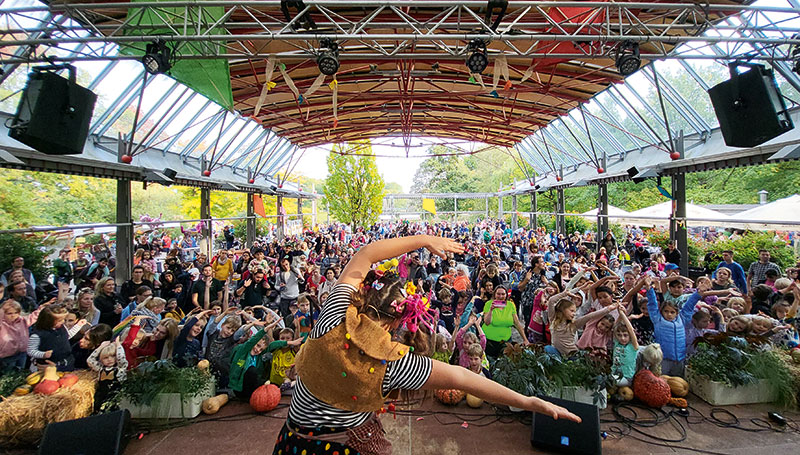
[579,205,630,222]
[614,201,731,228]
[725,194,800,231]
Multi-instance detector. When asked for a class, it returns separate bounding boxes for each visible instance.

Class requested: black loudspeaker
[163,168,178,180]
[8,65,97,155]
[38,409,131,455]
[707,63,793,148]
[627,166,642,184]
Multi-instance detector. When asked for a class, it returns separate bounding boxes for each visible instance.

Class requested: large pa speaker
[707,63,793,148]
[38,409,131,455]
[8,65,97,155]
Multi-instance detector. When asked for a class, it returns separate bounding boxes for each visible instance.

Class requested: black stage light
[317,38,339,76]
[615,41,641,76]
[142,40,172,75]
[790,33,800,74]
[466,39,488,74]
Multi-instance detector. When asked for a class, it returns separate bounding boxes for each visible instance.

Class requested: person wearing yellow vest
[482,285,531,359]
[274,235,580,455]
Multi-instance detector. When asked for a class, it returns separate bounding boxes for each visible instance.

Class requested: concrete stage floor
[118,393,800,455]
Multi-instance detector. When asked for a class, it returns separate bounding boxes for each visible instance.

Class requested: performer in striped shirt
[273,235,580,455]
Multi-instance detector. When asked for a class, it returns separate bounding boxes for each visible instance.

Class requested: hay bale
[0,370,95,448]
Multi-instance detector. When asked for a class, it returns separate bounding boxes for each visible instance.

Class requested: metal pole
[246,193,256,248]
[671,132,689,275]
[200,187,212,259]
[512,195,518,230]
[530,192,537,229]
[556,189,566,236]
[297,197,303,228]
[454,197,457,220]
[598,183,609,247]
[277,195,285,240]
[485,196,489,219]
[311,184,318,227]
[115,134,132,286]
[498,195,504,220]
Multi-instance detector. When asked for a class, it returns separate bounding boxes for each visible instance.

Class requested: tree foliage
[0,234,52,281]
[323,142,385,228]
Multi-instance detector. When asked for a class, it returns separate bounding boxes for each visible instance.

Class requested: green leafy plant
[0,234,52,282]
[0,370,28,397]
[710,232,797,271]
[688,336,796,407]
[113,360,212,407]
[646,229,707,267]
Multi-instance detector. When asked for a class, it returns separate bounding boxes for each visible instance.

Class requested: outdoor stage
[118,394,800,455]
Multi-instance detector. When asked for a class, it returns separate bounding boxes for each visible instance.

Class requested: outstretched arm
[337,235,464,288]
[423,360,581,423]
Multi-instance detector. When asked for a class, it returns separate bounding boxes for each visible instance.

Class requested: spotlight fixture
[465,39,488,74]
[615,41,641,76]
[142,40,172,75]
[317,38,339,76]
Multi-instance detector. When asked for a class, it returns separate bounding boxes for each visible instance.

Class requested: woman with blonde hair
[94,277,122,326]
[74,288,100,326]
[122,316,179,368]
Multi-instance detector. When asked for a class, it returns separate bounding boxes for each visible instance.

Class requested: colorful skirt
[273,421,359,455]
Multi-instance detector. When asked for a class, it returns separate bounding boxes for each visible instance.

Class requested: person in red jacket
[121,316,178,368]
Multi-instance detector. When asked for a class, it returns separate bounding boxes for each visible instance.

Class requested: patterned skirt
[273,421,359,455]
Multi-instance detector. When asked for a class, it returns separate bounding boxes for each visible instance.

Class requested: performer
[273,235,580,455]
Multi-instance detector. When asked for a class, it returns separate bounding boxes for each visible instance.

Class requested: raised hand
[423,236,464,259]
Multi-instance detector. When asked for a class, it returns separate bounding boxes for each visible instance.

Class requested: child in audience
[455,313,486,368]
[431,333,452,364]
[205,315,243,389]
[465,344,491,379]
[294,294,313,342]
[122,317,178,368]
[726,315,752,335]
[0,300,44,371]
[268,328,302,391]
[727,297,747,314]
[72,323,113,369]
[645,276,701,377]
[28,305,75,371]
[660,275,694,309]
[527,282,557,343]
[172,310,213,367]
[577,313,616,353]
[87,339,128,413]
[130,297,165,333]
[546,289,621,358]
[685,303,725,356]
[612,310,639,387]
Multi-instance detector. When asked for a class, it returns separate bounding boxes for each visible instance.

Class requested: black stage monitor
[531,396,602,455]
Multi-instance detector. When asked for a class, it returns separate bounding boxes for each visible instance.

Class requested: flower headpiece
[391,293,436,333]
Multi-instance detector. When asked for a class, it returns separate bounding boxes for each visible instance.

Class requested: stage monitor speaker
[707,64,793,148]
[163,168,178,180]
[38,409,131,455]
[531,396,601,455]
[627,166,643,184]
[8,65,97,156]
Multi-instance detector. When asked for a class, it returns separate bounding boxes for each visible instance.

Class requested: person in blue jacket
[644,275,701,377]
[713,250,748,295]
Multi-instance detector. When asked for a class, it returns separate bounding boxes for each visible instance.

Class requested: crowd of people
[1,219,799,444]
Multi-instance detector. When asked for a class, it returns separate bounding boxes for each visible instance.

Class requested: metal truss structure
[1,1,800,182]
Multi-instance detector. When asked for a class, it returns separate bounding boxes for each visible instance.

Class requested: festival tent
[616,202,731,228]
[580,205,630,223]
[725,194,800,231]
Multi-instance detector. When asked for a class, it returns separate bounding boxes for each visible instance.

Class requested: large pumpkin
[660,375,689,398]
[250,383,281,412]
[34,380,60,395]
[633,370,670,408]
[58,374,79,388]
[435,389,465,405]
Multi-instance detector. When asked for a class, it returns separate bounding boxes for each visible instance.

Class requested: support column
[671,132,688,275]
[311,185,318,227]
[530,192,537,230]
[485,197,489,219]
[115,134,132,286]
[277,195,285,240]
[556,188,566,236]
[200,187,212,259]
[498,195,504,220]
[453,197,457,219]
[246,193,256,248]
[512,195,518,230]
[597,182,609,247]
[297,197,303,228]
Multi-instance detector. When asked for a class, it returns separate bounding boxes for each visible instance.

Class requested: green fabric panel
[119,0,233,109]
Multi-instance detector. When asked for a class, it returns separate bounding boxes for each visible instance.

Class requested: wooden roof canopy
[54,1,752,148]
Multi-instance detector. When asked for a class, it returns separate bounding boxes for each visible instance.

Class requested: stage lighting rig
[615,41,641,76]
[141,40,173,75]
[317,38,340,76]
[466,39,489,74]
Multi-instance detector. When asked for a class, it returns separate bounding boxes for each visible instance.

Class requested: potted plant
[115,360,215,419]
[493,344,556,411]
[687,335,796,407]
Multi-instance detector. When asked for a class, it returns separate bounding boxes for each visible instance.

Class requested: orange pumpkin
[435,389,465,405]
[250,383,281,412]
[34,380,60,395]
[58,374,79,388]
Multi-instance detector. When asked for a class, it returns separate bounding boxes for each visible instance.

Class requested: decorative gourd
[633,370,670,408]
[58,374,79,388]
[668,397,688,408]
[791,347,800,364]
[202,394,229,414]
[618,386,634,401]
[660,375,689,397]
[435,389,465,405]
[34,380,60,395]
[26,371,42,385]
[42,366,59,382]
[197,359,210,372]
[465,393,483,408]
[250,383,281,412]
[13,385,32,396]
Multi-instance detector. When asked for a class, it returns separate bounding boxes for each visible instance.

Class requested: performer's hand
[526,396,582,423]
[424,236,464,259]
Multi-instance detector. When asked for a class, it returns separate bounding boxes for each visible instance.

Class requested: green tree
[0,234,52,282]
[323,142,385,228]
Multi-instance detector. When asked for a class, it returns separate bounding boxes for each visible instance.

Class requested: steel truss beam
[1,2,799,64]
